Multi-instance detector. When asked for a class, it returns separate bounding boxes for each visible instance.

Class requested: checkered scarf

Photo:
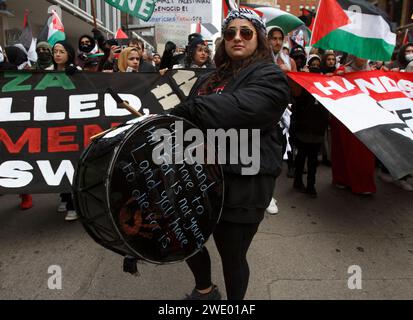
[222,8,266,33]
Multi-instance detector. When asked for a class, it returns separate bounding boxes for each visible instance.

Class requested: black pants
[186,220,260,300]
[294,140,321,187]
[60,193,74,211]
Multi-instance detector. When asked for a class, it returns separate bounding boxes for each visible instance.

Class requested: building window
[112,7,117,31]
[108,7,113,32]
[101,0,106,23]
[79,0,87,11]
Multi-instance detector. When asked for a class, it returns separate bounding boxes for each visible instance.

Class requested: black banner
[0,70,206,194]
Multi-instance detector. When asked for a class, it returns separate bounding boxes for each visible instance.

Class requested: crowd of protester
[0,21,413,220]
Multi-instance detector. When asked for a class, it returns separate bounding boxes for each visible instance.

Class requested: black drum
[73,114,224,264]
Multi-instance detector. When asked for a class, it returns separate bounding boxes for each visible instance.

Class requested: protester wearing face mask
[289,45,307,71]
[403,45,413,69]
[390,43,413,71]
[303,54,321,73]
[35,42,53,70]
[406,60,413,72]
[290,54,329,198]
[76,34,103,71]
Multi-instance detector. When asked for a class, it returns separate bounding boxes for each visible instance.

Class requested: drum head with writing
[107,115,224,264]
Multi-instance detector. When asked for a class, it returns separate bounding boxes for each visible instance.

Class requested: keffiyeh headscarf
[222,8,266,33]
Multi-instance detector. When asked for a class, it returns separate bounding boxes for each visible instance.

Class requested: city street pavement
[1,164,413,300]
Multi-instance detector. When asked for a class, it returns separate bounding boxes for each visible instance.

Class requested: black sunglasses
[223,27,255,41]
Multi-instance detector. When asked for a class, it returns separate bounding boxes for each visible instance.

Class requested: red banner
[288,70,413,179]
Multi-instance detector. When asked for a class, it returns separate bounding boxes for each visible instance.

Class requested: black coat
[171,61,290,223]
[138,59,156,72]
[290,89,329,144]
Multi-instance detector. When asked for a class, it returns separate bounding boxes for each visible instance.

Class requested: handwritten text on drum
[118,124,216,252]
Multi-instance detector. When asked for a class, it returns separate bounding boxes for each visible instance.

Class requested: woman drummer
[171,8,290,300]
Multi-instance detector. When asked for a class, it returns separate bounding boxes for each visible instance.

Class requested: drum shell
[73,115,224,264]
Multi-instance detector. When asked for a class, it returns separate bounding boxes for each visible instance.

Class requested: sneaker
[65,210,79,221]
[306,186,318,198]
[265,198,278,215]
[394,179,413,192]
[286,167,295,178]
[57,202,67,212]
[334,184,347,189]
[379,171,393,183]
[185,285,221,300]
[20,194,33,210]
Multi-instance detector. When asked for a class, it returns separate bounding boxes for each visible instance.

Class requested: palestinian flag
[288,70,413,179]
[253,7,304,34]
[115,28,128,39]
[311,0,396,61]
[19,10,33,51]
[38,10,65,46]
[18,9,37,63]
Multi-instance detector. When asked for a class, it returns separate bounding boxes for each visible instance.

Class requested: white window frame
[105,2,110,28]
[96,0,102,22]
[117,10,121,30]
[86,0,91,14]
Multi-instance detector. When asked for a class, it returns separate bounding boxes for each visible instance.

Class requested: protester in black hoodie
[35,42,53,70]
[76,34,103,71]
[291,55,329,198]
[171,8,289,300]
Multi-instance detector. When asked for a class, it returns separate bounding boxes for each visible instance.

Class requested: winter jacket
[171,61,290,223]
[290,89,329,144]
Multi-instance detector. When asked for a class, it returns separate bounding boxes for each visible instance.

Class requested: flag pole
[91,0,97,29]
[309,0,322,46]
